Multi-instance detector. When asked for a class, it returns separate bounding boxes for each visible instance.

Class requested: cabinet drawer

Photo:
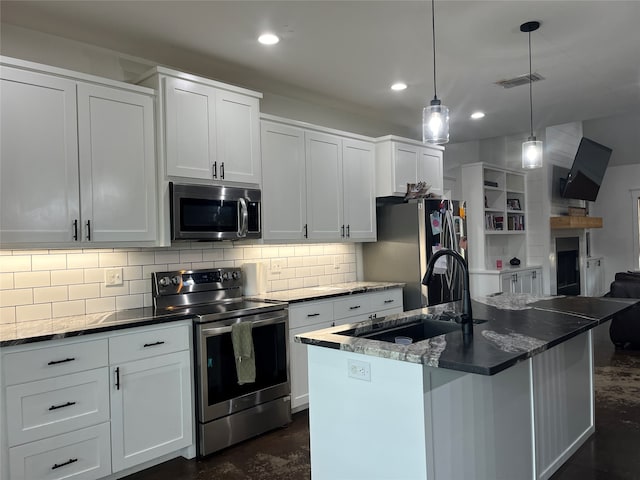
[288,301,334,329]
[333,293,377,320]
[368,289,403,312]
[109,323,190,364]
[3,339,108,386]
[6,368,110,447]
[9,422,111,480]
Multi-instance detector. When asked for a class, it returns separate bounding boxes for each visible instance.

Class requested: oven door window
[205,322,287,406]
[180,198,238,232]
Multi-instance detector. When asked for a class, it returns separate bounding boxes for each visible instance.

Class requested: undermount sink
[338,316,487,344]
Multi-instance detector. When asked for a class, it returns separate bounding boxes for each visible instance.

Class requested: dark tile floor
[125,323,640,480]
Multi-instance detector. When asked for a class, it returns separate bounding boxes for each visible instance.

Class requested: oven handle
[238,198,248,238]
[199,312,286,336]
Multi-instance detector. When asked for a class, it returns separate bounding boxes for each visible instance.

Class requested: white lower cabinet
[585,257,605,296]
[289,288,403,411]
[1,321,194,480]
[471,267,542,296]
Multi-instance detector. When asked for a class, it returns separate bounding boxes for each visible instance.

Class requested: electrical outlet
[348,359,371,382]
[105,268,123,286]
[271,261,282,275]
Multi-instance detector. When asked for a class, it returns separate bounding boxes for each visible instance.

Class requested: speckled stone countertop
[247,281,405,303]
[0,308,196,347]
[295,294,639,376]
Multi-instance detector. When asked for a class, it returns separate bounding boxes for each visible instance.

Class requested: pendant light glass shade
[521,21,543,169]
[423,99,450,144]
[522,136,543,169]
[422,0,450,145]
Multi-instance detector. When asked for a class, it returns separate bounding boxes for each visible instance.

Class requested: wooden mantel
[550,216,603,229]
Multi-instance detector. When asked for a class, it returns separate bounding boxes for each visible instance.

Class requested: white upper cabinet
[261,121,307,240]
[0,58,157,246]
[375,136,444,197]
[139,66,262,185]
[342,138,376,240]
[77,83,157,242]
[305,131,343,240]
[0,66,80,244]
[260,116,376,242]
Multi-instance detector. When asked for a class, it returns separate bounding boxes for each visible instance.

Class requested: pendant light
[521,21,543,169]
[422,0,449,145]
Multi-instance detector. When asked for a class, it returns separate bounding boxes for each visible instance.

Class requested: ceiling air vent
[495,73,545,89]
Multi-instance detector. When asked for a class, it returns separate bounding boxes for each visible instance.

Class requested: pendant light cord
[528,31,533,137]
[432,0,437,99]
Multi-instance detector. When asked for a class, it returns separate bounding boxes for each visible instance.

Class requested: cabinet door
[585,259,604,296]
[110,350,193,472]
[418,148,443,196]
[305,132,343,240]
[290,321,334,411]
[261,122,307,240]
[342,139,376,241]
[216,90,261,184]
[531,269,542,295]
[164,76,216,179]
[517,270,534,294]
[77,84,157,242]
[0,67,80,244]
[501,273,516,293]
[392,142,419,195]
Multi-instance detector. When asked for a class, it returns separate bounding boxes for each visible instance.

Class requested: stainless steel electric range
[152,267,291,457]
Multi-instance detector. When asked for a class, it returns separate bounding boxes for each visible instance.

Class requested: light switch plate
[105,268,123,286]
[348,359,371,382]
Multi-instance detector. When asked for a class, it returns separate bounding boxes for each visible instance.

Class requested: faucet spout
[422,248,473,337]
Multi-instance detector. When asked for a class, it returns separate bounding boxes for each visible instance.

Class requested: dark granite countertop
[247,281,405,303]
[295,294,639,376]
[0,308,195,347]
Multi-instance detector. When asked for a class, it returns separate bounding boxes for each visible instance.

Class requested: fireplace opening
[556,237,580,296]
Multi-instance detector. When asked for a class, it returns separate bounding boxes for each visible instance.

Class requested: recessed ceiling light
[391,82,407,91]
[470,111,486,120]
[258,33,280,45]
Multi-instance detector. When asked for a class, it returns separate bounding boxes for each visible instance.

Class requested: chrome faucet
[422,248,473,337]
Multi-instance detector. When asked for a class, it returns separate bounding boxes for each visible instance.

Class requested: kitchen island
[295,294,638,480]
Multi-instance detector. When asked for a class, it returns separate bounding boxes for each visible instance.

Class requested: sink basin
[338,317,488,344]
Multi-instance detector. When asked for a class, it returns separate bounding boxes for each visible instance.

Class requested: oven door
[196,309,289,423]
[170,182,261,241]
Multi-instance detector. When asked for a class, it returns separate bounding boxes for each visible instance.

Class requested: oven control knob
[171,275,182,286]
[231,271,240,280]
[159,276,171,287]
[222,272,230,281]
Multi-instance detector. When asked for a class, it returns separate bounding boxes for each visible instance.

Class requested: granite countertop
[247,281,405,303]
[0,307,197,347]
[295,294,639,376]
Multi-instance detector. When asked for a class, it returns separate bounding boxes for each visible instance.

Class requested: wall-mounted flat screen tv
[561,137,612,202]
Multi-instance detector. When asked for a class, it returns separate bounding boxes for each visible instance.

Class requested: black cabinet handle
[143,341,165,348]
[349,305,361,310]
[115,367,120,390]
[72,219,78,241]
[220,162,225,179]
[49,401,76,411]
[341,225,345,237]
[86,220,91,241]
[307,313,320,317]
[303,224,308,238]
[212,161,217,178]
[48,357,75,366]
[346,225,350,238]
[383,299,395,304]
[52,458,78,470]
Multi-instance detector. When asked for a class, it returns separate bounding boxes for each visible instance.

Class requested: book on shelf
[508,214,525,231]
[485,214,504,231]
[484,180,499,188]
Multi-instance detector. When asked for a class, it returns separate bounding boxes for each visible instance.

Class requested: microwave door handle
[238,197,248,237]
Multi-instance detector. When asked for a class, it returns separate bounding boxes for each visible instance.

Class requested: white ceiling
[2,0,639,147]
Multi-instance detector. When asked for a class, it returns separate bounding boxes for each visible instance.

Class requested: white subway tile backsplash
[180,250,203,263]
[69,283,100,300]
[155,250,180,264]
[14,271,51,288]
[129,279,150,295]
[53,301,86,318]
[303,276,320,288]
[116,294,144,310]
[67,253,99,269]
[271,279,288,290]
[294,246,310,256]
[86,297,116,314]
[34,286,68,304]
[0,255,31,273]
[0,289,33,307]
[243,247,263,259]
[122,266,143,281]
[143,293,153,308]
[222,249,243,261]
[51,269,84,286]
[278,246,295,257]
[84,268,105,283]
[32,254,66,271]
[99,283,130,298]
[128,251,156,266]
[17,319,53,337]
[16,303,52,322]
[202,249,224,262]
[287,278,304,289]
[192,262,215,270]
[142,264,168,278]
[99,252,128,267]
[0,273,14,290]
[0,307,16,324]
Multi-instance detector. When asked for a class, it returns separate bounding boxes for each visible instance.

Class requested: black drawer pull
[349,305,361,310]
[384,299,395,304]
[115,367,120,390]
[49,401,76,411]
[52,458,78,470]
[307,313,320,317]
[143,341,165,348]
[48,357,75,366]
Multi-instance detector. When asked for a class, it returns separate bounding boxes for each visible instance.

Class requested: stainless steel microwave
[170,182,261,241]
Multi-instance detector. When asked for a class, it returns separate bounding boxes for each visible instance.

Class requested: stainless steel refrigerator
[363,198,467,311]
